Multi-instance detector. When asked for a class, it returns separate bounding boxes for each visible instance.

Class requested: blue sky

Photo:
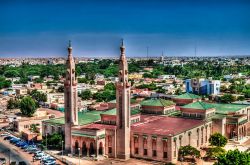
[0,0,250,58]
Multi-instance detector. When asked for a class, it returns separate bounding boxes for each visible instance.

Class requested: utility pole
[9,149,10,165]
[146,46,149,60]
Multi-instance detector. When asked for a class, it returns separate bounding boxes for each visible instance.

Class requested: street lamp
[78,147,80,165]
[61,140,64,156]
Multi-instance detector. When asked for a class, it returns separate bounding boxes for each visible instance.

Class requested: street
[0,139,30,164]
[0,135,64,165]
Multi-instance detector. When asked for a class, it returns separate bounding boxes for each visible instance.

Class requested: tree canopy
[209,133,227,147]
[179,145,200,158]
[215,149,250,165]
[20,96,37,117]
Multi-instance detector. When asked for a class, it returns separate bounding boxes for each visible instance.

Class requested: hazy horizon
[1,0,250,58]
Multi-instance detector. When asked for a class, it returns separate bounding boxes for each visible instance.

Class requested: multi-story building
[185,78,220,95]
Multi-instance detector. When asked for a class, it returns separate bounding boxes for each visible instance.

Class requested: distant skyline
[0,0,250,58]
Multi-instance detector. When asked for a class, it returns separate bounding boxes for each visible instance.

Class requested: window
[163,141,168,159]
[135,148,139,154]
[108,147,112,154]
[152,150,157,157]
[152,139,157,157]
[144,149,147,156]
[163,152,168,158]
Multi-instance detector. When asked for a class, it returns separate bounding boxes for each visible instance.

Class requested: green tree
[7,98,20,109]
[4,70,19,78]
[42,133,64,150]
[209,133,227,147]
[104,83,116,91]
[20,96,37,117]
[175,88,183,95]
[80,90,92,100]
[78,78,88,84]
[30,124,39,133]
[57,86,64,93]
[178,145,200,160]
[215,149,250,165]
[0,77,11,89]
[206,147,226,160]
[30,90,47,102]
[220,94,236,103]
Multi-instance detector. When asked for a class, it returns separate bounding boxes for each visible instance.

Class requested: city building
[185,78,220,95]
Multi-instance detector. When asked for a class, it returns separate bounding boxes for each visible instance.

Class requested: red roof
[131,115,205,136]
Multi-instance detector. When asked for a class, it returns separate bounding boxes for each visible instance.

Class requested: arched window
[82,142,87,156]
[134,137,139,154]
[152,139,157,157]
[75,140,79,155]
[99,142,103,155]
[163,141,168,158]
[108,136,112,154]
[143,138,148,156]
[89,142,95,156]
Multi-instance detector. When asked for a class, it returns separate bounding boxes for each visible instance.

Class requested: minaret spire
[68,40,72,56]
[116,39,131,160]
[64,40,78,154]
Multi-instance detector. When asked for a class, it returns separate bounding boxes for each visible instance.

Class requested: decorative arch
[99,142,103,155]
[89,142,95,156]
[82,141,87,156]
[75,140,79,155]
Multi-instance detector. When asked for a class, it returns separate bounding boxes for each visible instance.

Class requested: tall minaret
[64,41,78,153]
[116,39,131,160]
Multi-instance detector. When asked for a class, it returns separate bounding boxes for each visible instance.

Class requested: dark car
[18,161,27,165]
[4,136,12,140]
[0,158,6,164]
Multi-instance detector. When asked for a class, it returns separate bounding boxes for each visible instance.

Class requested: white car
[42,158,56,165]
[0,132,10,137]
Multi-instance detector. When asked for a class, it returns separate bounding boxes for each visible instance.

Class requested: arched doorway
[75,140,79,155]
[89,142,95,156]
[82,142,87,156]
[99,142,103,155]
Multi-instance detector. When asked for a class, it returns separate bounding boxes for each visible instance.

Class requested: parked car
[34,153,47,160]
[40,156,54,163]
[16,141,28,147]
[41,157,56,165]
[21,144,29,149]
[0,158,6,165]
[18,161,27,165]
[0,132,10,137]
[29,148,38,154]
[4,136,13,140]
[10,138,20,144]
[25,146,37,152]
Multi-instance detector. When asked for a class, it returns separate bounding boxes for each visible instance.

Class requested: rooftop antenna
[195,44,197,58]
[69,40,71,47]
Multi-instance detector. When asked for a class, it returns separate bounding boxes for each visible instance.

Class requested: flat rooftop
[131,115,206,136]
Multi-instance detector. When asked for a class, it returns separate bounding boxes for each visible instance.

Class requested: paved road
[0,141,30,165]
